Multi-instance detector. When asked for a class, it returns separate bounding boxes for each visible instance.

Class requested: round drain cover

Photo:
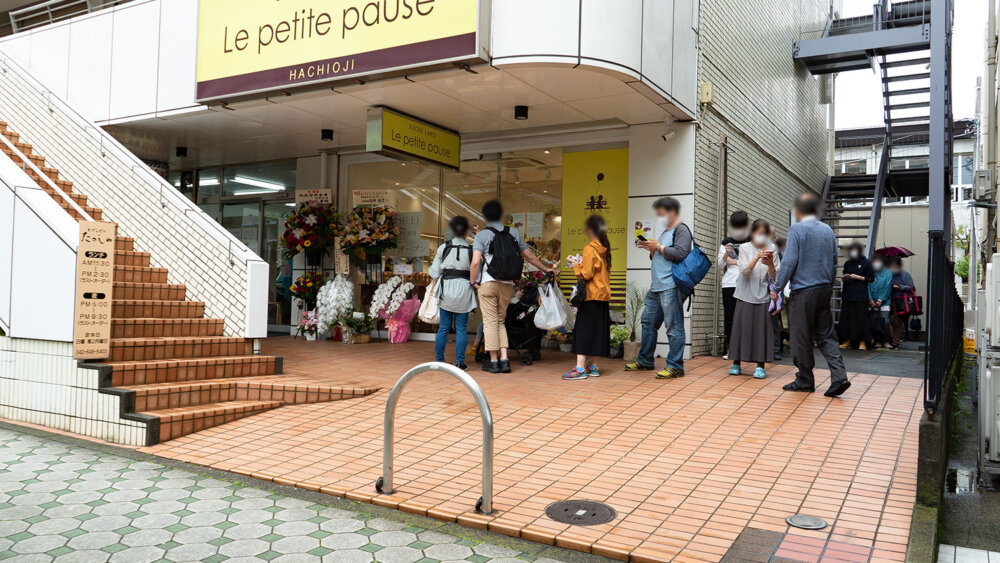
[545,500,617,526]
[786,515,828,530]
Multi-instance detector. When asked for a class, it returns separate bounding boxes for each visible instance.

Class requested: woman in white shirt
[716,211,750,358]
[728,219,780,379]
[429,216,477,369]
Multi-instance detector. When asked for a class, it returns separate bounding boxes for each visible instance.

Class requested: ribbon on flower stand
[386,318,410,344]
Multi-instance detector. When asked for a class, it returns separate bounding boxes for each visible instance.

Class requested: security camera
[661,129,677,143]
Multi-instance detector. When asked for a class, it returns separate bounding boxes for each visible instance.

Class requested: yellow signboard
[366,107,461,169]
[73,222,117,360]
[560,149,629,304]
[195,0,486,101]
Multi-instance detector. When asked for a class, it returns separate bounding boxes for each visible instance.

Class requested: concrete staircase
[0,119,375,445]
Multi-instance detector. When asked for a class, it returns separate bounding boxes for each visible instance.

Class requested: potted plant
[317,275,354,341]
[281,201,342,267]
[609,325,629,358]
[341,311,375,344]
[623,282,646,361]
[555,330,574,353]
[296,310,320,341]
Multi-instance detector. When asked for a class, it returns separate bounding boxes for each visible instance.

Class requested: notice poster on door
[352,189,391,208]
[295,188,333,205]
[386,211,429,258]
[526,212,544,239]
[73,222,116,359]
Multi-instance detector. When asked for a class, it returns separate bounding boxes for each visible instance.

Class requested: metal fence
[924,233,964,411]
[9,0,133,35]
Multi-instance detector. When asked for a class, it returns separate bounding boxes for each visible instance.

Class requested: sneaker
[585,363,600,377]
[655,368,680,379]
[753,367,767,379]
[482,361,501,374]
[858,342,867,351]
[722,354,729,361]
[774,351,783,361]
[499,359,512,373]
[562,367,588,380]
[456,362,468,370]
[840,340,851,349]
[624,361,654,372]
[728,364,742,376]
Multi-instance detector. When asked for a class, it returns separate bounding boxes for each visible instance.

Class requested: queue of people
[424,191,918,399]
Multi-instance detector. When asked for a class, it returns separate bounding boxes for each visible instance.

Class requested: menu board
[73,222,116,359]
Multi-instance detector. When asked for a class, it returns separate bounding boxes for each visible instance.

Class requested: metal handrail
[375,362,494,515]
[0,127,91,221]
[0,54,261,267]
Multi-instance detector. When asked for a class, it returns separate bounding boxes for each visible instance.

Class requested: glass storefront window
[198,168,224,198]
[223,161,295,197]
[500,149,563,269]
[221,202,261,255]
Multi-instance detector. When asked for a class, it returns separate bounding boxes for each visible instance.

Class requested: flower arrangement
[316,275,354,332]
[385,281,415,316]
[515,270,548,293]
[281,201,342,260]
[290,271,329,308]
[296,310,320,339]
[369,276,402,318]
[340,206,400,255]
[341,311,376,344]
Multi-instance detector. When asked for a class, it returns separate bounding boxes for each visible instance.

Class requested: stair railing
[866,134,892,256]
[376,362,494,515]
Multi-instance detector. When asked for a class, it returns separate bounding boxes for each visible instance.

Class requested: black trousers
[722,287,737,351]
[788,286,848,387]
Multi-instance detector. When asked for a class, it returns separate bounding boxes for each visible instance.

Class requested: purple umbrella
[874,246,915,258]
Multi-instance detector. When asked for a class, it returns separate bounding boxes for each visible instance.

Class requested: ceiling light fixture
[198,178,220,186]
[233,175,284,191]
[544,149,551,154]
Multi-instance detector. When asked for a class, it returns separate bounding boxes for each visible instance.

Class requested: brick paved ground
[140,338,922,562]
[0,424,605,563]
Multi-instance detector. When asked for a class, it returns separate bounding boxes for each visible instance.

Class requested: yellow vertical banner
[560,148,629,305]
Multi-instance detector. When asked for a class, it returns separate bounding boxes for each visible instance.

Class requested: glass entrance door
[263,203,294,328]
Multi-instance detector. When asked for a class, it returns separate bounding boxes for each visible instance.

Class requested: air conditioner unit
[975,169,993,200]
[990,257,1000,347]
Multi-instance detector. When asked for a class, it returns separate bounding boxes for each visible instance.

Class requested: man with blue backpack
[627,197,709,379]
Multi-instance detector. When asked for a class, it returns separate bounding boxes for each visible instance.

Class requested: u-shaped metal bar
[376,362,494,514]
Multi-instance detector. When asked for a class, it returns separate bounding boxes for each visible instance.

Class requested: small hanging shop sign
[366,107,461,170]
[73,222,116,359]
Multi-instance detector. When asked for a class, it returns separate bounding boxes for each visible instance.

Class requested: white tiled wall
[0,55,267,337]
[0,337,148,445]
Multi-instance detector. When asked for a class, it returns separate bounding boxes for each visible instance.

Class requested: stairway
[820,174,881,317]
[0,119,376,446]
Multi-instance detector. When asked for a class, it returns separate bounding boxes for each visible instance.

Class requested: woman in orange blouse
[564,215,612,380]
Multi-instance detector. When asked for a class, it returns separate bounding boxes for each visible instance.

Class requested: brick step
[122,378,370,413]
[145,400,283,443]
[113,265,168,284]
[59,201,102,221]
[2,146,45,167]
[114,250,151,268]
[112,299,205,319]
[112,281,185,301]
[112,318,224,339]
[101,355,282,387]
[116,237,134,252]
[26,167,73,191]
[40,187,88,207]
[108,336,252,362]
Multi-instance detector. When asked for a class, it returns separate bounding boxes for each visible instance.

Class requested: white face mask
[873,262,884,271]
[849,250,861,260]
[752,234,769,246]
[655,216,670,230]
[730,228,749,240]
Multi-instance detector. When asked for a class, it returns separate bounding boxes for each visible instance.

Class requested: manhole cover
[786,515,828,530]
[545,500,617,526]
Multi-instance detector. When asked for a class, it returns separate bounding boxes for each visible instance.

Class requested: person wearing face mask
[868,255,893,348]
[629,197,692,379]
[717,211,751,357]
[888,257,915,348]
[727,219,780,379]
[772,193,850,397]
[836,242,874,350]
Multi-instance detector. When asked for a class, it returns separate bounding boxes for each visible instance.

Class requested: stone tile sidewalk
[0,424,607,563]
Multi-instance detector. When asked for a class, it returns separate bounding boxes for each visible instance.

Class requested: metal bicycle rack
[375,362,494,514]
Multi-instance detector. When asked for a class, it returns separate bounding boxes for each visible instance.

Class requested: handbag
[893,289,922,316]
[569,277,587,306]
[417,278,441,324]
[869,308,890,344]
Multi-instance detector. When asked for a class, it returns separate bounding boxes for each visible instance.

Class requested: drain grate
[786,514,828,530]
[545,500,617,526]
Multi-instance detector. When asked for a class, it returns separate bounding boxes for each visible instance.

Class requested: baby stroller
[475,281,546,366]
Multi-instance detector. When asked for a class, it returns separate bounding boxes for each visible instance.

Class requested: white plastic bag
[556,283,576,328]
[418,278,441,324]
[534,283,569,330]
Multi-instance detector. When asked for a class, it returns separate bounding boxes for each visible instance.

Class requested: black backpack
[485,227,524,281]
[441,241,473,263]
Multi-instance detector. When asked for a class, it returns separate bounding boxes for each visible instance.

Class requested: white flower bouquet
[316,275,354,334]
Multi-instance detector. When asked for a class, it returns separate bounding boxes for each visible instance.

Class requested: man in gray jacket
[772,193,851,397]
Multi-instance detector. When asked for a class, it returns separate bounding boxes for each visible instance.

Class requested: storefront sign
[352,189,391,207]
[73,222,116,359]
[366,107,461,170]
[195,0,489,101]
[560,149,629,302]
[295,188,333,205]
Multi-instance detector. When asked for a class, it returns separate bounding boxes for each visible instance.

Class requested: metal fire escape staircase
[798,0,943,256]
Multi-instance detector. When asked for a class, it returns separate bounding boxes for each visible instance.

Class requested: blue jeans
[637,287,686,371]
[435,309,469,364]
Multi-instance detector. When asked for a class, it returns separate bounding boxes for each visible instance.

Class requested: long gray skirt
[728,300,774,364]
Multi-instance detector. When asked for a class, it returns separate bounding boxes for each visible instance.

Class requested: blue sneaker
[753,367,767,379]
[728,364,742,375]
[562,367,587,381]
[585,363,600,377]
